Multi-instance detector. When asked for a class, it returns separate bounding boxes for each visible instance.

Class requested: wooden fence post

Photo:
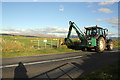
[51,39,52,48]
[57,39,59,48]
[30,40,33,48]
[59,39,62,48]
[38,40,39,49]
[45,42,46,48]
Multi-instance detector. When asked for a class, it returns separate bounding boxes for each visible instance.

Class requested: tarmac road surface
[1,48,119,80]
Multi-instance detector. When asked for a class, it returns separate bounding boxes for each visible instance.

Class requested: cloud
[96,17,119,28]
[98,0,118,6]
[0,27,69,37]
[0,26,83,37]
[108,25,118,28]
[107,17,119,24]
[0,27,25,33]
[96,17,118,24]
[98,8,112,13]
[108,32,118,37]
[59,5,64,12]
[1,25,118,37]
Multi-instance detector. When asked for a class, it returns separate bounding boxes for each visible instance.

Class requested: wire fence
[30,39,62,49]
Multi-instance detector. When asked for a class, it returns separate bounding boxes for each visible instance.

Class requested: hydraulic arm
[65,21,87,47]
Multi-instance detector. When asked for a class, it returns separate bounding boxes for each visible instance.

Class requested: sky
[0,0,119,37]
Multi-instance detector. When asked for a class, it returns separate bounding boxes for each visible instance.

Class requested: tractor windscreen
[86,29,97,36]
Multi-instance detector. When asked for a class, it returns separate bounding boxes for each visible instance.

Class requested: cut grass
[2,46,80,58]
[76,61,119,80]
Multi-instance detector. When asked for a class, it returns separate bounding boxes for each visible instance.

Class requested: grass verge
[2,46,80,58]
[76,61,119,80]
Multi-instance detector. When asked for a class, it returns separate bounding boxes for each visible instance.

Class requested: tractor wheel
[95,37,106,52]
[107,40,113,50]
[81,48,86,51]
[87,48,91,51]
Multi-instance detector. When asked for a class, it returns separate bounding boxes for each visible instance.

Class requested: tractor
[64,21,113,52]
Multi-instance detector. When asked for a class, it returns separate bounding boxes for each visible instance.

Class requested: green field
[1,35,79,58]
[1,35,119,58]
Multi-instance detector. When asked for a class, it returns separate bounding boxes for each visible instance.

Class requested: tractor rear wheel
[95,37,106,52]
[107,40,113,50]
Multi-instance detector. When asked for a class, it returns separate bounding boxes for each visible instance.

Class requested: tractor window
[86,30,90,35]
[100,29,103,35]
[86,29,97,36]
[89,30,92,35]
[86,30,92,35]
[97,29,100,34]
[92,29,97,35]
[86,28,105,36]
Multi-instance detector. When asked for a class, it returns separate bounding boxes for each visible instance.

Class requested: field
[0,35,79,58]
[1,35,64,51]
[112,39,120,48]
[0,35,119,58]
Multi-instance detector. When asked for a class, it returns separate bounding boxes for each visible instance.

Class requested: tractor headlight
[89,42,91,44]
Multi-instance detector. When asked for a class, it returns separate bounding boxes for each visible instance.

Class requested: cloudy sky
[0,0,119,37]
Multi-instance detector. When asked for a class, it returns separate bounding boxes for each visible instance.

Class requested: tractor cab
[85,25,108,39]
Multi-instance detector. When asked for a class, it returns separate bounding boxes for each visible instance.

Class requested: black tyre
[95,37,106,52]
[107,39,113,50]
[87,48,91,51]
[81,48,86,51]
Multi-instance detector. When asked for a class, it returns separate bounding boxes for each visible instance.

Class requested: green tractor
[65,21,113,52]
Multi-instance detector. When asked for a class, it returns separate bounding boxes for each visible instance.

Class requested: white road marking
[0,56,82,68]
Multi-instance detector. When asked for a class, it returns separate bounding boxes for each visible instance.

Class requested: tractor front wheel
[87,48,91,51]
[95,37,106,52]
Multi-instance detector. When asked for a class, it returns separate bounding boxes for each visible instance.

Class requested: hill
[0,33,54,38]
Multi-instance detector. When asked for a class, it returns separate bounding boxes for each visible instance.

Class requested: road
[2,48,119,80]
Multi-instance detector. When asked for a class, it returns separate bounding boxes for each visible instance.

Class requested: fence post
[45,42,46,49]
[30,40,33,48]
[51,39,52,48]
[57,39,59,48]
[38,40,39,49]
[59,39,62,48]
